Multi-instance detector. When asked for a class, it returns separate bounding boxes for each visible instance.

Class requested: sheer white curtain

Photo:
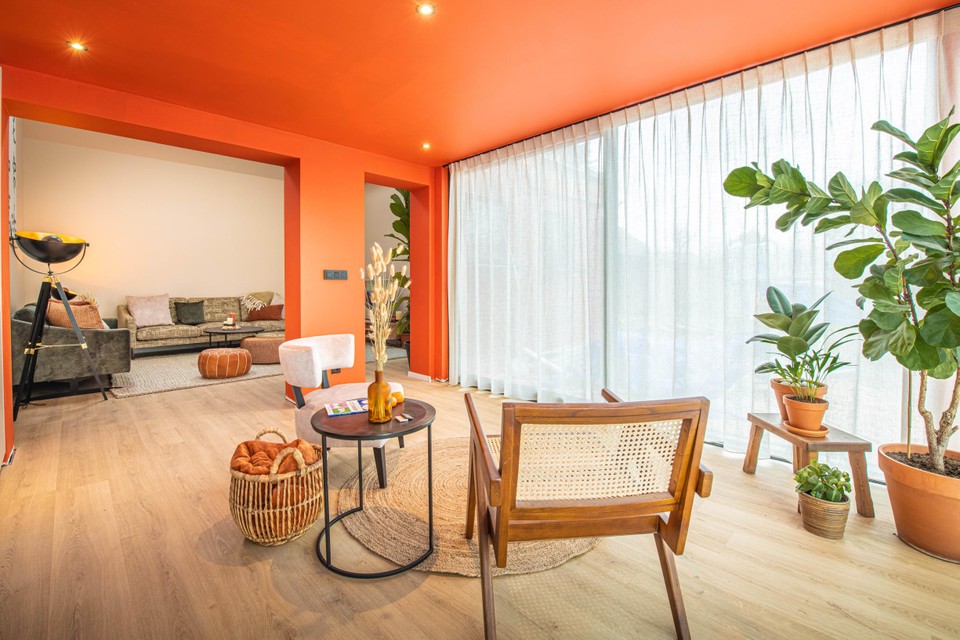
[449,9,960,479]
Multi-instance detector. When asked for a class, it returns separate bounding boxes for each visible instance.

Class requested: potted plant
[749,286,832,420]
[724,109,960,561]
[765,330,856,434]
[387,189,412,362]
[795,460,852,539]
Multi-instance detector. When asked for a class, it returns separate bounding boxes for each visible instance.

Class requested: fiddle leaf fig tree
[724,108,960,475]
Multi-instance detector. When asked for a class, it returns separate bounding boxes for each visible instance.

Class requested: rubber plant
[724,109,960,475]
[748,286,831,376]
[387,189,412,336]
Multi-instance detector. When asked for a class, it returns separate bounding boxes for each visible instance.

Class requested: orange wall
[0,65,449,459]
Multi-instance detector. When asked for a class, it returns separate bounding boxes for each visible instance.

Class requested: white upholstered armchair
[279,334,403,488]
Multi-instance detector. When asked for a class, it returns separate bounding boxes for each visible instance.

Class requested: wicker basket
[798,491,850,540]
[229,429,324,546]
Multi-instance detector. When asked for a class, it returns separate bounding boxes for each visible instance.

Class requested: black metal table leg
[315,431,434,579]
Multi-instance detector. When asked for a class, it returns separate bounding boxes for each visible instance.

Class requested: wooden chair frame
[464,389,713,639]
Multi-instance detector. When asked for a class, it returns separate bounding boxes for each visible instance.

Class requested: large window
[449,9,960,479]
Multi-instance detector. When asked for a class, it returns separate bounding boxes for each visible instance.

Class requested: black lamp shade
[14,231,87,264]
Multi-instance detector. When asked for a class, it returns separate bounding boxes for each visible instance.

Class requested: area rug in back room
[111,352,282,398]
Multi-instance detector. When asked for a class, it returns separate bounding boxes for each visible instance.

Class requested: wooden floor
[1,359,958,639]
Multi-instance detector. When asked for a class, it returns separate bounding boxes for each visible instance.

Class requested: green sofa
[11,304,132,384]
[117,296,284,357]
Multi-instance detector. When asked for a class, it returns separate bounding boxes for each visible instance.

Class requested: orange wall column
[1,94,13,462]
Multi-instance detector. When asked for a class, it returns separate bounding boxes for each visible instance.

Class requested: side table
[311,398,437,578]
[743,412,875,518]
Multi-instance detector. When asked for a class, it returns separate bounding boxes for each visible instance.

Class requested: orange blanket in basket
[231,438,319,475]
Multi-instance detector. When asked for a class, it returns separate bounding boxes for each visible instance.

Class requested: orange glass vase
[367,370,393,423]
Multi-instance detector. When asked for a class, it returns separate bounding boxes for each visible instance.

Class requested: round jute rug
[338,437,599,577]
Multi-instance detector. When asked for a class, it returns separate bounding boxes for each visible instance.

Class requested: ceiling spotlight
[67,41,87,51]
[422,143,431,150]
[417,4,436,16]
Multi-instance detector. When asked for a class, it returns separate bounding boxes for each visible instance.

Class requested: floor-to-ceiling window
[449,8,960,479]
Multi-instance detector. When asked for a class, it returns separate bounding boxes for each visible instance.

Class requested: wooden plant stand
[743,413,875,518]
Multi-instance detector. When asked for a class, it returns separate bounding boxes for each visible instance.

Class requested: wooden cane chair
[464,389,713,640]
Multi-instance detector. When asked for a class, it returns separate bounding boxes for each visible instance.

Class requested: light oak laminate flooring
[1,360,958,639]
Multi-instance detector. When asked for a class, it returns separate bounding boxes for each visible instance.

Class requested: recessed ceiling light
[422,143,431,150]
[417,4,436,16]
[67,41,87,52]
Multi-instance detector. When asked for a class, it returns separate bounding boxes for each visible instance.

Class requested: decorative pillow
[174,300,205,325]
[126,294,174,327]
[271,292,285,319]
[241,291,274,312]
[247,304,283,321]
[46,299,104,330]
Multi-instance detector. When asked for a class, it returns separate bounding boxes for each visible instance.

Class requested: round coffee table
[202,326,263,347]
[311,398,436,578]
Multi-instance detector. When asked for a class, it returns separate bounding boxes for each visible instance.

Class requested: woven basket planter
[798,491,850,540]
[229,429,324,546]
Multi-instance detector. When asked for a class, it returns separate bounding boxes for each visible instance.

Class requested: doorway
[363,184,411,374]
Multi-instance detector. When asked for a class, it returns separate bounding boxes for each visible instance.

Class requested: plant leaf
[777,336,809,359]
[891,210,947,236]
[834,245,885,279]
[887,321,917,357]
[917,115,959,171]
[724,167,764,197]
[828,173,857,209]
[886,188,946,214]
[755,312,792,332]
[871,120,917,148]
[919,306,960,349]
[765,287,792,316]
[815,215,853,233]
[945,291,960,317]
[825,237,883,250]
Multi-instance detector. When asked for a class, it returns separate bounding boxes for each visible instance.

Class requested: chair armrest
[601,388,624,403]
[117,305,137,332]
[464,393,502,507]
[696,464,713,498]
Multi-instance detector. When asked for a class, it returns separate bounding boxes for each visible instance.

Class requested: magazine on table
[325,399,369,416]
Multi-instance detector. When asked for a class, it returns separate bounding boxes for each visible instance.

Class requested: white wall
[12,120,284,318]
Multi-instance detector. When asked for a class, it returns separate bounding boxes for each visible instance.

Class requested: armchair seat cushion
[295,381,404,448]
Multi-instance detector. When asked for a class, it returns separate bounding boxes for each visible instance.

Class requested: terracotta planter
[798,491,850,539]
[770,378,826,422]
[783,396,828,431]
[877,444,960,563]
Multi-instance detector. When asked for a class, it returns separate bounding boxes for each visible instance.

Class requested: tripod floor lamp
[10,231,108,420]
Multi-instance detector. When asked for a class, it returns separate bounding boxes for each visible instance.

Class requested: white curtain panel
[449,9,960,479]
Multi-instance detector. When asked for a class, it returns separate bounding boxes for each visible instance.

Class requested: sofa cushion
[137,324,203,341]
[204,297,241,322]
[127,294,174,327]
[174,301,206,325]
[248,304,283,321]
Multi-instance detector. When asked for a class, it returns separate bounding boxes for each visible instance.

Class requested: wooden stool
[743,412,875,518]
[198,348,252,379]
[240,336,283,364]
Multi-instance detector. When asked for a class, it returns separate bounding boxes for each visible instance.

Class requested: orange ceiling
[0,0,953,165]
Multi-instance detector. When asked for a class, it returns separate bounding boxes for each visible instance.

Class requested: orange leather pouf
[240,336,283,364]
[198,348,252,379]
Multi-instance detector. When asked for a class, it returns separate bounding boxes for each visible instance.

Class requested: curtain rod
[445,2,960,167]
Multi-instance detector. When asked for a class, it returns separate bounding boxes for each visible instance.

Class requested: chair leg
[465,450,476,539]
[373,447,388,488]
[475,466,497,640]
[654,533,690,640]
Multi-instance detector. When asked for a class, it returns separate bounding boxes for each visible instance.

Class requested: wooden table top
[747,412,872,452]
[311,398,436,441]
